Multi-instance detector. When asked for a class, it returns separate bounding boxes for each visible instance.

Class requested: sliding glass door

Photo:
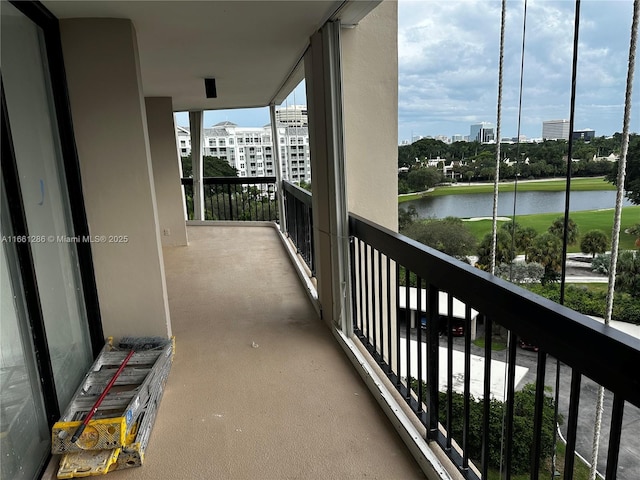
[1,2,97,477]
[0,187,50,479]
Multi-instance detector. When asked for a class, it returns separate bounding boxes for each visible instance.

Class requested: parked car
[518,339,539,352]
[451,324,464,337]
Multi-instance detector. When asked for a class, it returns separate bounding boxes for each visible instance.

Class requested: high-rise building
[572,129,596,141]
[275,105,308,127]
[542,119,570,140]
[469,122,494,143]
[176,121,311,184]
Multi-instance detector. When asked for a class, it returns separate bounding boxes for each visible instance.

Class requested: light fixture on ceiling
[204,78,217,98]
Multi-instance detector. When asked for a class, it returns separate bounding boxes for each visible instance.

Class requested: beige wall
[342,0,399,231]
[305,28,335,326]
[60,19,172,339]
[145,97,189,247]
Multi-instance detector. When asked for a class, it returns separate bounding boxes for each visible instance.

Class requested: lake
[402,190,634,219]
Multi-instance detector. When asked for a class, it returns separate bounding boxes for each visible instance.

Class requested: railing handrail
[349,212,640,408]
[181,176,276,185]
[282,179,312,206]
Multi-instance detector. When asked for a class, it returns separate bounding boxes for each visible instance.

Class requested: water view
[402,190,633,219]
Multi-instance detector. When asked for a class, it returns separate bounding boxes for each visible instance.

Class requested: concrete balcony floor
[108,225,425,479]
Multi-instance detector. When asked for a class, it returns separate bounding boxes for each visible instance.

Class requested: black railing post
[531,349,548,480]
[426,283,439,440]
[563,371,582,480]
[482,315,492,480]
[227,183,233,220]
[605,395,625,480]
[502,329,518,480]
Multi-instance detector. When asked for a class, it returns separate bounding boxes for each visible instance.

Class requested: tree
[591,251,639,298]
[500,222,537,258]
[580,230,608,258]
[398,205,418,231]
[476,230,515,269]
[406,167,443,192]
[607,134,640,205]
[402,217,477,260]
[527,233,564,282]
[181,154,238,178]
[548,217,579,245]
[411,380,559,475]
[617,251,639,298]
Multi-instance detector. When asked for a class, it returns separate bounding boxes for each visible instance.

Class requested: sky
[176,0,639,143]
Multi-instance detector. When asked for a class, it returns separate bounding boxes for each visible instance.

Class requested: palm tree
[548,217,579,245]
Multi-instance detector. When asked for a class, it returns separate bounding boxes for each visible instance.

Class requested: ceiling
[43,1,378,113]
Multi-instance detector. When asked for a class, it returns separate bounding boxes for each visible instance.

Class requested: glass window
[0,185,50,480]
[1,2,93,410]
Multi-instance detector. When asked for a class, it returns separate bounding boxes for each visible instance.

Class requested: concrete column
[340,1,399,369]
[145,97,189,246]
[269,104,287,232]
[305,21,351,330]
[60,18,171,339]
[189,111,205,221]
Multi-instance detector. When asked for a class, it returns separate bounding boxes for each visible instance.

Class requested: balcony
[48,224,425,479]
[41,183,639,480]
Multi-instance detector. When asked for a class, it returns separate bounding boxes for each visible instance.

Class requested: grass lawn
[399,177,615,203]
[567,283,609,294]
[462,206,640,252]
[479,440,591,480]
[472,337,507,351]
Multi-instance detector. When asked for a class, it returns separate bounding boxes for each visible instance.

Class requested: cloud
[398,0,640,142]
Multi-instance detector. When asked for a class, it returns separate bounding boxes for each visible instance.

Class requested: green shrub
[410,381,558,475]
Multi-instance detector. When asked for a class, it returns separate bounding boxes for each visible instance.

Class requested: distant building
[572,129,596,141]
[275,105,308,127]
[176,121,311,184]
[451,134,464,143]
[470,122,494,143]
[542,119,570,140]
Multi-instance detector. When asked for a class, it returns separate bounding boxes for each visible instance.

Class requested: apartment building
[542,119,570,140]
[176,121,311,183]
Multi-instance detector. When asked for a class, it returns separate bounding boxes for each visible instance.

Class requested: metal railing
[181,177,278,222]
[282,180,315,275]
[349,213,640,480]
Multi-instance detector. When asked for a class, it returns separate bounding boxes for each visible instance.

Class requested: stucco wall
[60,18,172,339]
[145,97,189,247]
[341,0,399,231]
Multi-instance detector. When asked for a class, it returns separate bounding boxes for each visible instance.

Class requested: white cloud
[398,0,640,142]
